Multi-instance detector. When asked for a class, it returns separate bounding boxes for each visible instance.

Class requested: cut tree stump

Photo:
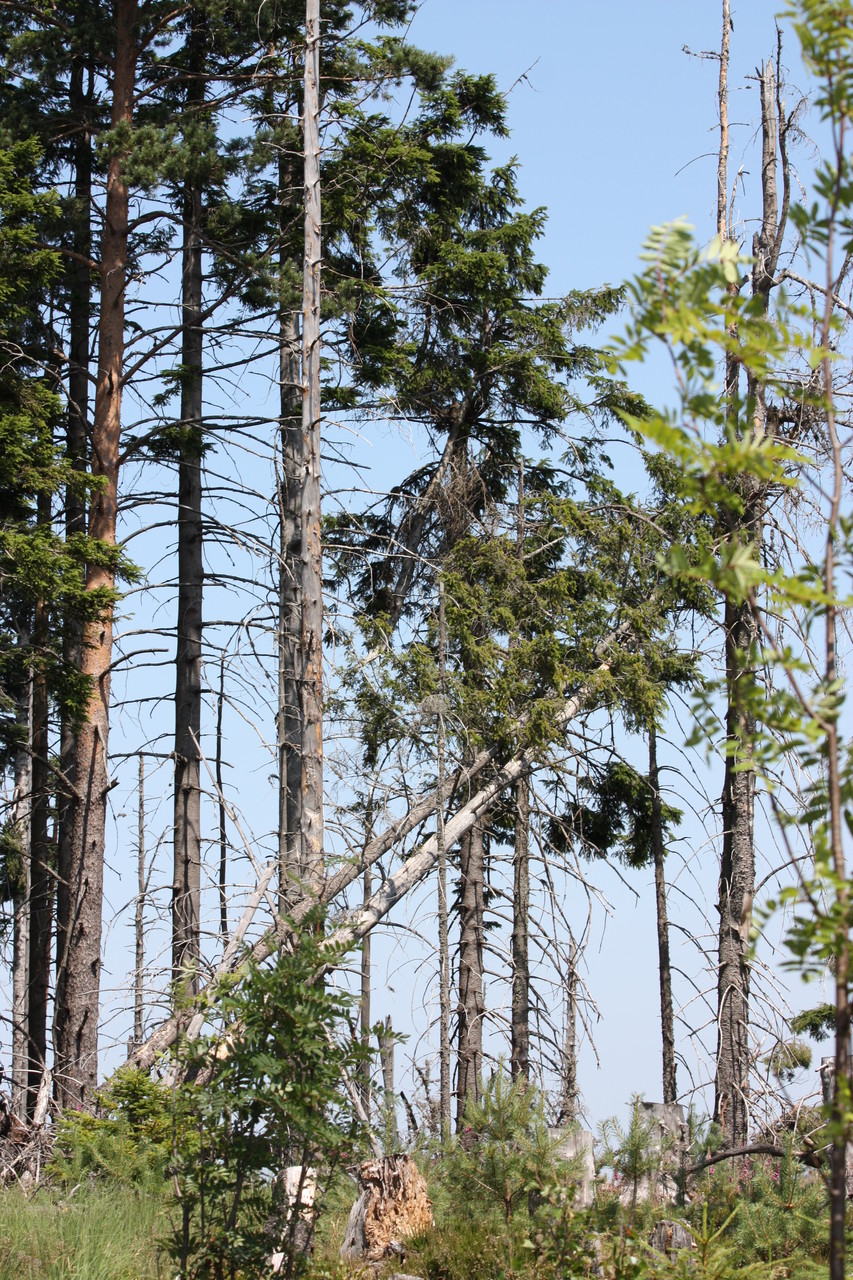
[340,1155,433,1261]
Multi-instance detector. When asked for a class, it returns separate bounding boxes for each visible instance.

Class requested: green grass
[0,1182,164,1280]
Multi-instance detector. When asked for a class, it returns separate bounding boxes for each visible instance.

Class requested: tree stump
[340,1155,433,1261]
[649,1219,694,1258]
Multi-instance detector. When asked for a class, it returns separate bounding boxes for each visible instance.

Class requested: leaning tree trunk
[55,0,138,1109]
[456,821,485,1126]
[299,0,323,890]
[649,723,676,1105]
[172,36,205,992]
[510,775,530,1081]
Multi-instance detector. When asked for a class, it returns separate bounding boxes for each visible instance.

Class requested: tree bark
[649,724,676,1105]
[559,936,578,1124]
[10,676,31,1119]
[216,655,228,939]
[56,49,92,1042]
[360,862,371,1117]
[377,1014,398,1151]
[27,575,52,1118]
[456,821,485,1125]
[713,52,785,1151]
[510,776,530,1082]
[278,297,302,907]
[172,142,204,996]
[436,583,451,1138]
[299,0,323,891]
[134,755,145,1047]
[55,0,138,1109]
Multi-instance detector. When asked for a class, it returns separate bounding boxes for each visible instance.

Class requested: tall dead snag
[649,724,676,1105]
[299,0,323,891]
[510,777,530,1082]
[558,936,578,1124]
[714,34,788,1148]
[27,570,52,1117]
[510,465,530,1084]
[436,582,451,1138]
[456,821,485,1126]
[134,756,145,1047]
[10,679,30,1118]
[172,11,207,995]
[55,0,139,1108]
[277,126,303,909]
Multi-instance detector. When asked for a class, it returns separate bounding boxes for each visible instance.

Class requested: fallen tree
[125,630,627,1076]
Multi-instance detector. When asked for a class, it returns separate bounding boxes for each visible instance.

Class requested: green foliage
[49,1068,172,1191]
[790,1002,836,1043]
[167,916,366,1280]
[442,1070,557,1222]
[692,1150,829,1276]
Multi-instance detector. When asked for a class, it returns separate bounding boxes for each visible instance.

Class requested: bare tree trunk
[278,299,302,909]
[377,1014,398,1151]
[11,677,31,1118]
[649,724,676,1105]
[172,13,206,994]
[299,0,323,891]
[559,936,578,1124]
[510,462,529,1084]
[456,821,485,1125]
[436,582,451,1139]
[172,195,204,993]
[56,49,91,1048]
[55,0,138,1109]
[360,861,371,1118]
[27,578,52,1117]
[714,51,786,1151]
[216,655,228,939]
[134,755,145,1047]
[510,776,530,1082]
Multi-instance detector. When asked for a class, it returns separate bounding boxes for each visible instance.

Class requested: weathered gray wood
[550,1127,595,1208]
[649,1220,694,1258]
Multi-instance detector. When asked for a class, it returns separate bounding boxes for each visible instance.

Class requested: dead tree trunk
[299,0,324,891]
[172,144,205,997]
[55,0,138,1108]
[456,820,486,1125]
[360,862,371,1117]
[436,583,451,1138]
[27,576,52,1117]
[377,1015,398,1151]
[134,755,145,1047]
[649,724,676,1105]
[559,936,579,1124]
[10,676,30,1118]
[510,776,530,1081]
[216,655,228,939]
[714,44,787,1149]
